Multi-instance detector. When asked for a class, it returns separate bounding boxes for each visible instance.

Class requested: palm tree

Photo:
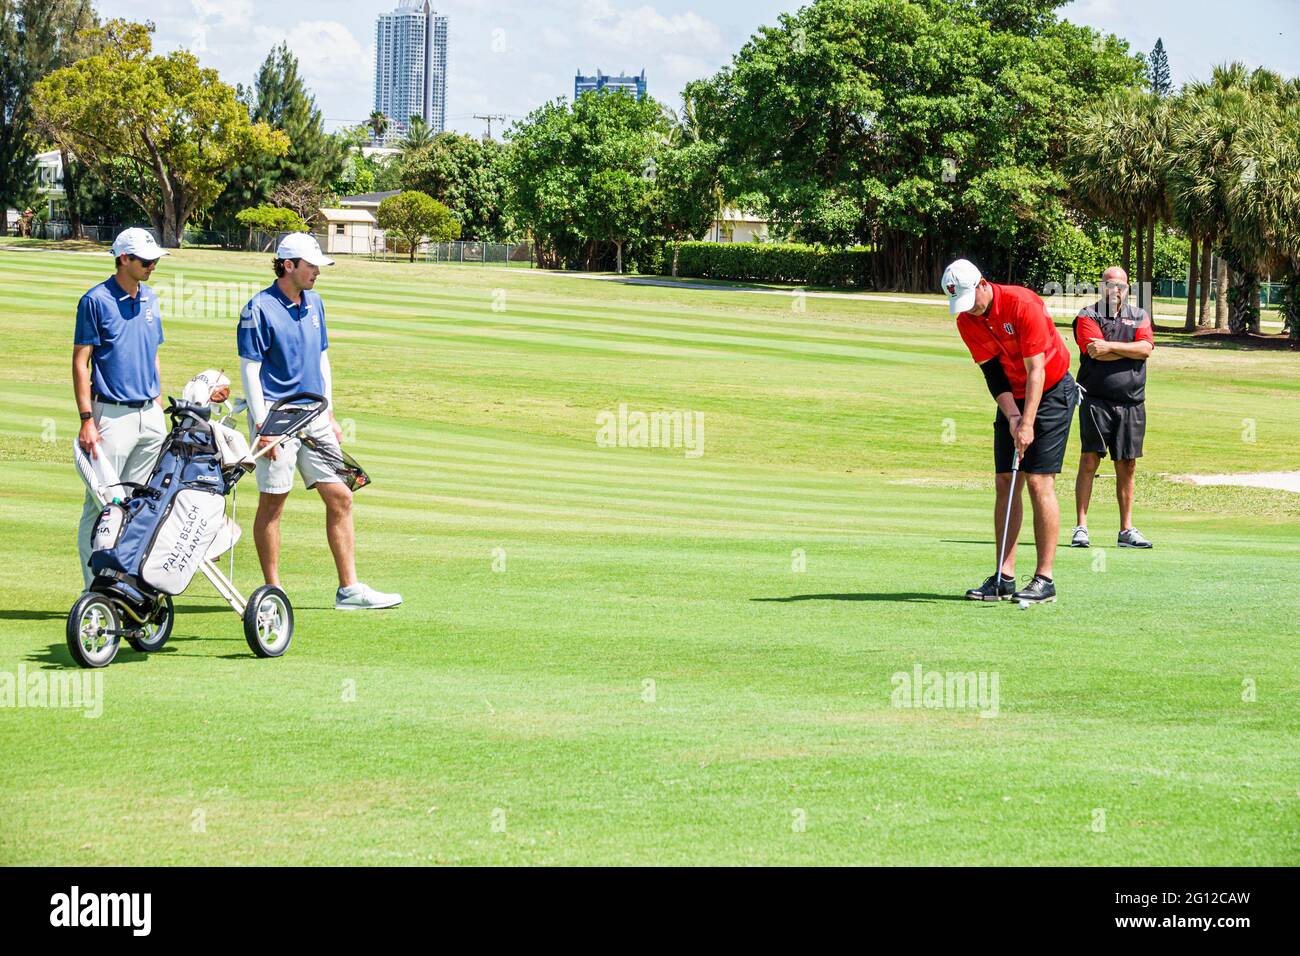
[1135,95,1171,315]
[663,89,726,273]
[1226,92,1300,337]
[1167,69,1247,330]
[398,115,435,152]
[1275,96,1300,339]
[1167,65,1296,333]
[1167,88,1221,329]
[1063,89,1169,313]
[368,110,389,144]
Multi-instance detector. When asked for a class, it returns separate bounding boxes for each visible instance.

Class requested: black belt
[93,393,154,409]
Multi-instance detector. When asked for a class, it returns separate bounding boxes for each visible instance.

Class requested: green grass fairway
[1,246,1297,865]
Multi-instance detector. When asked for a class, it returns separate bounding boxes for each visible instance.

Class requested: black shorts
[1079,395,1145,460]
[994,373,1077,475]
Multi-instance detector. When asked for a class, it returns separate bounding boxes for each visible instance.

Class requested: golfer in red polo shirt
[943,259,1078,604]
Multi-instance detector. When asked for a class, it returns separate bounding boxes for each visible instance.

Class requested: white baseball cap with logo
[111,227,169,261]
[941,258,983,315]
[275,232,335,267]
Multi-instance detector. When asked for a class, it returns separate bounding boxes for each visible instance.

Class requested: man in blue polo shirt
[237,233,401,610]
[73,228,170,586]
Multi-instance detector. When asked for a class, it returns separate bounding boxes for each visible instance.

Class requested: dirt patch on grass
[0,239,109,254]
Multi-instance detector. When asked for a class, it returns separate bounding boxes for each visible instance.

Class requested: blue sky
[94,0,1299,137]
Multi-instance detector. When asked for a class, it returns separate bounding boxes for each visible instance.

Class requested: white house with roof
[705,208,770,243]
[5,151,67,231]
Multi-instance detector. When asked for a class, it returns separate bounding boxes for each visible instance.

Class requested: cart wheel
[127,594,174,653]
[66,592,121,669]
[244,585,293,658]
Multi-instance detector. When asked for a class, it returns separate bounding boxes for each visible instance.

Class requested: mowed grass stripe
[0,253,977,359]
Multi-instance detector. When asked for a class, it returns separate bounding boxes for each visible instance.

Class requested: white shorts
[252,414,343,494]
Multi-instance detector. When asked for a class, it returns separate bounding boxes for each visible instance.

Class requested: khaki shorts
[252,414,342,494]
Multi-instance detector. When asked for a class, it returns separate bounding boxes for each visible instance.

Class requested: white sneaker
[1117,528,1153,549]
[334,583,403,610]
[1070,525,1090,548]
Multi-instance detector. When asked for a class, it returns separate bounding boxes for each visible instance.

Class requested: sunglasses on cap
[128,254,160,268]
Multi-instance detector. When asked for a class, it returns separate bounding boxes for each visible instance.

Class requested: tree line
[3,0,1296,336]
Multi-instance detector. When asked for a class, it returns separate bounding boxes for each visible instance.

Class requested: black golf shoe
[1012,575,1057,604]
[966,574,1017,601]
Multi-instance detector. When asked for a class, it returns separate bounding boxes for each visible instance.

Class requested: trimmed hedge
[662,231,1192,292]
[667,241,873,286]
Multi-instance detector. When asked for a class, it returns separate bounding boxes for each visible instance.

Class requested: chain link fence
[11,222,534,270]
[21,221,121,242]
[370,237,534,266]
[1155,277,1285,307]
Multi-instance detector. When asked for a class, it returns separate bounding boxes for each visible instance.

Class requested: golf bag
[89,401,250,596]
[69,388,327,669]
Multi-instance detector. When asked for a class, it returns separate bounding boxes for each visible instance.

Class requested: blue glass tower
[574,69,647,101]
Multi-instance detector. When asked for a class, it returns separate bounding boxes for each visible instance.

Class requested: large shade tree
[687,0,1144,290]
[32,19,287,246]
[210,42,346,232]
[376,190,460,262]
[504,90,670,269]
[400,132,512,241]
[0,0,98,236]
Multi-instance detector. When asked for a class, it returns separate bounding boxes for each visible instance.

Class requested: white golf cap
[941,258,982,315]
[275,232,334,267]
[111,227,168,261]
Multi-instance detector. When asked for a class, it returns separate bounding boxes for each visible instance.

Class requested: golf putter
[996,449,1021,596]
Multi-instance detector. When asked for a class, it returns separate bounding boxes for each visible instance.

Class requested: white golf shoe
[1117,528,1153,549]
[335,583,403,610]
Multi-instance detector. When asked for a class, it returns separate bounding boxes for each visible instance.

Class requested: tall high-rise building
[373,1,447,144]
[574,69,647,101]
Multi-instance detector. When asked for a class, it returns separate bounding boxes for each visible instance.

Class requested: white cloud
[191,0,254,28]
[580,0,724,51]
[541,27,570,49]
[662,53,711,78]
[250,20,373,106]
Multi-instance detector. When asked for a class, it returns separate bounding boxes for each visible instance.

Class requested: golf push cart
[67,380,328,668]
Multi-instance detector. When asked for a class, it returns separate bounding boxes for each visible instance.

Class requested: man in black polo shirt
[1071,266,1155,549]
